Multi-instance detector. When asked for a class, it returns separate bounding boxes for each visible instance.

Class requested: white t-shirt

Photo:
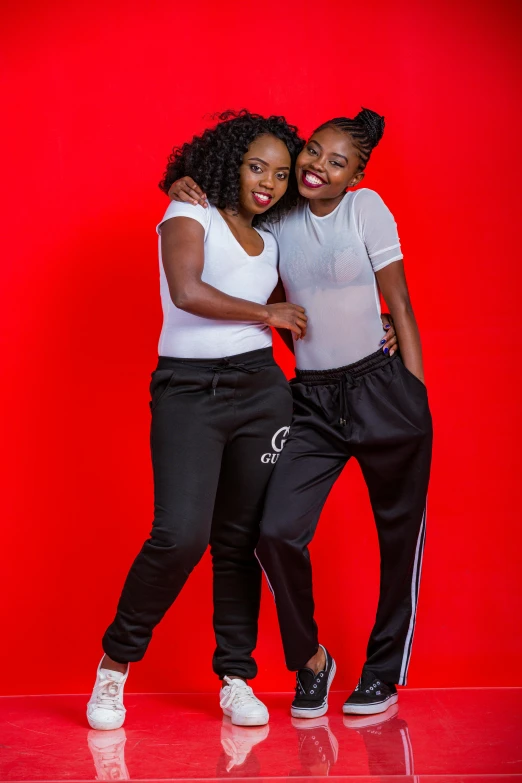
[156,202,278,358]
[268,188,403,370]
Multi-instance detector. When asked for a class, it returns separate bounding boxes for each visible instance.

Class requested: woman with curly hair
[170,108,432,720]
[86,111,319,730]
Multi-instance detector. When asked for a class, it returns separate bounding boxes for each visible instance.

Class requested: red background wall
[1,0,521,695]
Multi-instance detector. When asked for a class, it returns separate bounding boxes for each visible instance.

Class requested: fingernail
[383,347,389,354]
[380,339,386,345]
[384,324,391,330]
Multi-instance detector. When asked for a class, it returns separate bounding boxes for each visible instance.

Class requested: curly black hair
[314,107,385,171]
[159,110,304,225]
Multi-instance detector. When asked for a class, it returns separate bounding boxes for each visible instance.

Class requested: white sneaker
[87,728,129,780]
[87,658,128,730]
[221,716,269,771]
[219,676,269,726]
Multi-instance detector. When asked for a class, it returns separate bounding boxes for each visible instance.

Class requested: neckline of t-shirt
[306,191,352,221]
[215,207,267,258]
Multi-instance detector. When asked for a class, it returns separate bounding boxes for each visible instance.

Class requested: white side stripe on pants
[400,725,415,776]
[398,503,427,686]
[254,549,276,599]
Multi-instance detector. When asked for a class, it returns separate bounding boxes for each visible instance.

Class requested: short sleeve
[156,201,210,238]
[353,189,403,272]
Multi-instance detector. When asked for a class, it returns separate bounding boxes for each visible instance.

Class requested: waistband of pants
[295,349,397,385]
[157,347,276,395]
[157,346,275,373]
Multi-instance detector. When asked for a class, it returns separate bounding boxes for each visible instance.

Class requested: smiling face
[296,125,365,202]
[237,134,292,217]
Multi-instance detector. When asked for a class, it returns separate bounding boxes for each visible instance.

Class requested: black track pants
[102,347,293,680]
[256,350,432,686]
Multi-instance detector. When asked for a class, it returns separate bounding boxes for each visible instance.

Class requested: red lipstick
[301,170,327,189]
[252,191,273,207]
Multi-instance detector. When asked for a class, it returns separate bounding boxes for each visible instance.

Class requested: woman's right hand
[168,177,209,208]
[265,303,307,340]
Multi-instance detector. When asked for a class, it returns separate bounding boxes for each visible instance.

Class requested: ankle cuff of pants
[217,670,256,682]
[213,658,258,682]
[102,632,148,665]
[287,644,320,672]
[362,663,398,686]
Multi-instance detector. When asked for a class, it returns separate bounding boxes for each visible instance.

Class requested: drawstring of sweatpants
[295,348,393,428]
[210,358,261,395]
[338,373,357,427]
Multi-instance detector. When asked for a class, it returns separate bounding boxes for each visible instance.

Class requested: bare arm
[161,217,308,337]
[375,260,425,384]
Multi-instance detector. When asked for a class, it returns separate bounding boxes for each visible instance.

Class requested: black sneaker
[291,645,336,719]
[343,670,398,715]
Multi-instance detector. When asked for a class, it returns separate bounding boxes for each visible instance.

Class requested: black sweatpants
[256,350,432,686]
[103,347,293,680]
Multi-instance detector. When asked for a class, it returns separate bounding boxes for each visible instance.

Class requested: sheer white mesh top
[268,188,403,370]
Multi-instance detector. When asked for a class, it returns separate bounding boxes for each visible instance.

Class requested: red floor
[0,689,521,782]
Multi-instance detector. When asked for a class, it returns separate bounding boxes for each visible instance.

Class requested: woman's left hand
[380,313,397,356]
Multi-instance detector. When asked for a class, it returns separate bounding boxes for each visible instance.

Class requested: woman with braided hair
[169,107,432,719]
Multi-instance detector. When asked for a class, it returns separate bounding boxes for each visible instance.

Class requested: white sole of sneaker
[222,707,269,727]
[86,711,126,731]
[342,693,398,715]
[290,658,337,719]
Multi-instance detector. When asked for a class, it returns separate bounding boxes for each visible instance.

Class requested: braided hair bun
[314,107,385,170]
[354,107,385,149]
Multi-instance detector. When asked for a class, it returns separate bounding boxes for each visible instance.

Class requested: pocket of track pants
[149,369,176,411]
[392,358,432,438]
[396,357,428,396]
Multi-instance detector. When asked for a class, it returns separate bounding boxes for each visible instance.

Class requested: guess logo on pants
[261,427,290,464]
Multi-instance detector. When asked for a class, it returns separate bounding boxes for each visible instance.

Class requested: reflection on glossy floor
[1,689,521,781]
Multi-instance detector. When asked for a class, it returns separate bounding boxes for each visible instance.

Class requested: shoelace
[220,676,258,709]
[90,739,128,778]
[221,738,249,772]
[95,679,123,707]
[98,743,125,768]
